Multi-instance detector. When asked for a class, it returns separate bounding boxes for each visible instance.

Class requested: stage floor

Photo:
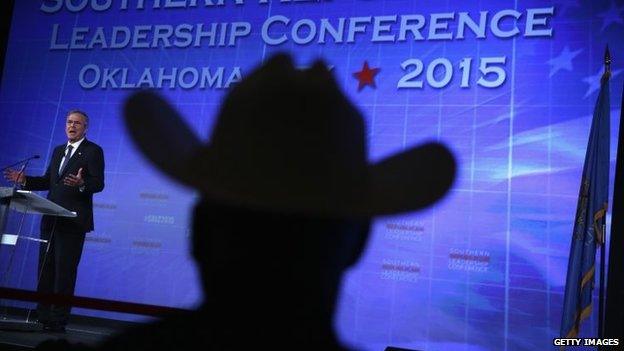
[0,312,134,350]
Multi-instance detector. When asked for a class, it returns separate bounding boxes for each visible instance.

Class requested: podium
[0,187,76,331]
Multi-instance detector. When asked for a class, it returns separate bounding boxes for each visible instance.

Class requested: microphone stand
[0,155,40,172]
[11,159,30,191]
[0,155,36,233]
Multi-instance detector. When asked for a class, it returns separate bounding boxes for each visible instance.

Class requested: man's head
[65,110,88,142]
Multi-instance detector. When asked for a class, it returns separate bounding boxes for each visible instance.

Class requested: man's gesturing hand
[3,168,26,185]
[64,167,84,187]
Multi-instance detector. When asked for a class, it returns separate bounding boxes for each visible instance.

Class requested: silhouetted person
[37,54,455,350]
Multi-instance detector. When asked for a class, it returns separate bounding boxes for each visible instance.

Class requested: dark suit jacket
[25,138,105,234]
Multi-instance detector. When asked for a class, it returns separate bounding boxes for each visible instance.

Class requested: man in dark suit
[3,110,105,332]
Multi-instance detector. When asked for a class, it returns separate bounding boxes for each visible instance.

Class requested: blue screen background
[1,1,623,350]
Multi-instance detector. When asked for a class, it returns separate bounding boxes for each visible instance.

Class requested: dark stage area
[0,310,134,350]
[0,0,623,350]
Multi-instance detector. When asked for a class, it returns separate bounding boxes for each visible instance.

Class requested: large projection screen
[0,1,622,350]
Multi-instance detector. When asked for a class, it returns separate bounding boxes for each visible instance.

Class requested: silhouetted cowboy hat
[124,54,456,217]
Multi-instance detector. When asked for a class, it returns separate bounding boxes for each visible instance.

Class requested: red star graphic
[353,61,380,91]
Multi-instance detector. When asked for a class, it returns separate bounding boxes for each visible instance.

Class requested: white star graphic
[547,46,583,77]
[582,67,623,98]
[597,1,624,31]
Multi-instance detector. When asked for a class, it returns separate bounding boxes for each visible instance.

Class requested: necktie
[58,145,73,176]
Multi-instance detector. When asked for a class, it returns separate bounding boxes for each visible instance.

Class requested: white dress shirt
[58,137,85,174]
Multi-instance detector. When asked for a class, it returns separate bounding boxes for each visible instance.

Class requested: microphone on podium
[0,155,40,172]
[1,155,40,189]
